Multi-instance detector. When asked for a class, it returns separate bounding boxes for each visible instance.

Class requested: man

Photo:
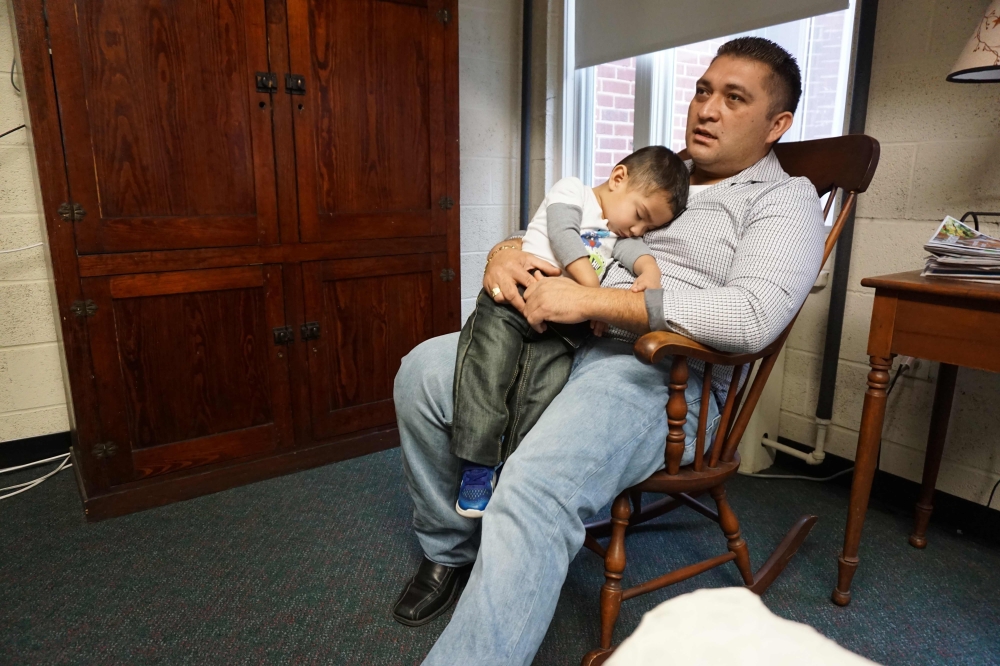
[391,37,824,664]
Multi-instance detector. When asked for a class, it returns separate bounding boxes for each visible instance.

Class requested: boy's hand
[591,320,608,337]
[630,271,661,293]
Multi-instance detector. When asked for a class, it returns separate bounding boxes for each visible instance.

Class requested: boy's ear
[607,164,628,191]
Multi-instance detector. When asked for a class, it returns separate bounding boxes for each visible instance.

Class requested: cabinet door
[302,254,450,440]
[46,0,279,253]
[286,0,453,242]
[82,266,294,485]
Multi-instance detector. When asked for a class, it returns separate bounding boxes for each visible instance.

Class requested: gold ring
[491,286,502,298]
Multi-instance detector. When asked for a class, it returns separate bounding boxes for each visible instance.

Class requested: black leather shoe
[392,557,473,627]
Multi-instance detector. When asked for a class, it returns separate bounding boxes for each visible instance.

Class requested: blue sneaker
[456,464,496,518]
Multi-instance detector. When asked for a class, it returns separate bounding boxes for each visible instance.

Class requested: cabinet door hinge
[438,196,454,210]
[57,202,86,222]
[70,299,98,317]
[436,8,451,24]
[439,268,455,282]
[92,441,117,459]
[300,321,321,341]
[255,71,278,93]
[273,326,294,345]
[285,73,306,95]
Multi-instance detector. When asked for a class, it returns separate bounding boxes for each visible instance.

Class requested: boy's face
[601,166,675,238]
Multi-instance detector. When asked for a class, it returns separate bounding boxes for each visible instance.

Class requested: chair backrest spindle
[709,363,745,468]
[822,186,838,220]
[693,363,713,472]
[665,356,690,475]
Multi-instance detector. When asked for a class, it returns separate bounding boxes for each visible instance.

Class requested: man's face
[601,171,675,238]
[685,55,793,175]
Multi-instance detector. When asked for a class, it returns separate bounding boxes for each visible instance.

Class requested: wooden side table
[832,270,1000,606]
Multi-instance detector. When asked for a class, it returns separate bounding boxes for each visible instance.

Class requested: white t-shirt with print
[521,177,618,278]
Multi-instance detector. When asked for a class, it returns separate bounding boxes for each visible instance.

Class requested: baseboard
[772,436,1000,547]
[0,431,72,469]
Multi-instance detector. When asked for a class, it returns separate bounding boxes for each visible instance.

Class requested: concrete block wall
[458,0,524,323]
[779,0,1000,508]
[0,1,69,443]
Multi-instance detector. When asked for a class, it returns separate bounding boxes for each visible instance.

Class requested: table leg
[909,363,958,549]
[832,354,892,607]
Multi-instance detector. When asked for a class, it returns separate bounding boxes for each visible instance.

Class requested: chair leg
[710,484,754,586]
[599,492,632,649]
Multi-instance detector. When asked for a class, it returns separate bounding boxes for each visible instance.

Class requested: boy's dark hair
[715,37,802,117]
[616,145,689,217]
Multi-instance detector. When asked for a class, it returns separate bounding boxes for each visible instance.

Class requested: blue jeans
[394,332,720,665]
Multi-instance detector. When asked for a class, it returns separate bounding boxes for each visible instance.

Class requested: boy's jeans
[452,288,586,465]
[394,331,720,666]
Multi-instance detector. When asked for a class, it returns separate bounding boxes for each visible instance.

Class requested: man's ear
[607,164,628,191]
[766,111,794,145]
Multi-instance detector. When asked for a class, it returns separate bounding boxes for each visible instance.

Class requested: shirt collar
[683,149,788,187]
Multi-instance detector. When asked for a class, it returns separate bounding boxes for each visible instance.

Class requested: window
[565,3,857,189]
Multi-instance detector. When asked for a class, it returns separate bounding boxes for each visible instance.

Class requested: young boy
[451,145,689,517]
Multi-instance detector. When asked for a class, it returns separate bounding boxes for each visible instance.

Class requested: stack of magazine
[922,216,1000,282]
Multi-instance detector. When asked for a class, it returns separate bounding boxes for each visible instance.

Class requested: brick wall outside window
[592,58,635,184]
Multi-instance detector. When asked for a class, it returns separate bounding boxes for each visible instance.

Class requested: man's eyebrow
[723,83,753,98]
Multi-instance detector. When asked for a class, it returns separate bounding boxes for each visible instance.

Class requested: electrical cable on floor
[987,477,1000,509]
[0,453,71,501]
[0,452,71,475]
[10,60,20,93]
[0,242,43,254]
[0,124,25,140]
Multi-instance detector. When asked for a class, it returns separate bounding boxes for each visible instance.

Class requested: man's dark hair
[616,145,689,217]
[715,37,802,117]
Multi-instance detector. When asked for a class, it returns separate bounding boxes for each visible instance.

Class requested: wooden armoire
[11,0,460,520]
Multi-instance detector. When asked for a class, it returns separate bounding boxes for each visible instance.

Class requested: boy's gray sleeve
[547,203,589,268]
[611,238,653,274]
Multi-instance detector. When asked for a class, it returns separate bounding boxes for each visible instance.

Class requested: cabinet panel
[287,0,451,242]
[302,253,450,439]
[82,266,293,485]
[46,0,279,253]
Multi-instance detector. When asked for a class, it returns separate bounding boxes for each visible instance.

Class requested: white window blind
[575,0,849,69]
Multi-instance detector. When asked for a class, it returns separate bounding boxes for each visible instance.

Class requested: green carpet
[2,448,999,665]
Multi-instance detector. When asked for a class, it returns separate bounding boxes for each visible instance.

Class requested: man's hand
[482,239,561,313]
[523,275,652,336]
[522,277,593,333]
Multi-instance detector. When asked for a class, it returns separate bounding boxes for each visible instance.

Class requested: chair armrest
[632,331,780,366]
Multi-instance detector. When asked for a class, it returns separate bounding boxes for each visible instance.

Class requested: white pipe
[761,416,830,465]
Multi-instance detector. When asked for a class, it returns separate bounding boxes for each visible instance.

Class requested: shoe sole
[391,570,469,627]
[455,501,485,519]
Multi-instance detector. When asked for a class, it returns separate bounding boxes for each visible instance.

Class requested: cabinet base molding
[73,428,399,522]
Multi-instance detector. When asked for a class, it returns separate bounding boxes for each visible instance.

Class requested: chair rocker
[581,135,881,666]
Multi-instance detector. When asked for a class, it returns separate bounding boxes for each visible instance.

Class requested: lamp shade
[947,0,1000,82]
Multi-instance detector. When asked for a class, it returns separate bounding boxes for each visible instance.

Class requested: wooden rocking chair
[581,135,881,666]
